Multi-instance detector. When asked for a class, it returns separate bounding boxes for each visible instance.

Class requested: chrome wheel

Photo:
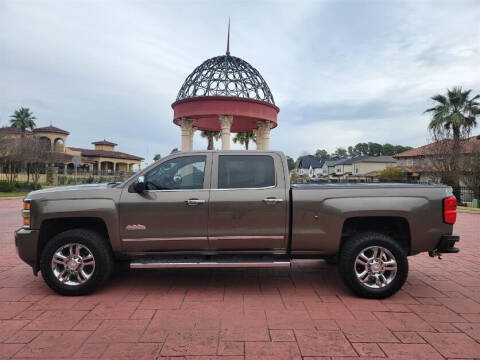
[51,243,95,286]
[354,246,397,289]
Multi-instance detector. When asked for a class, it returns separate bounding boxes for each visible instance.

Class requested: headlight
[22,199,31,229]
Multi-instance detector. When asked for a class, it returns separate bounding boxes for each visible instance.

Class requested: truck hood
[26,183,122,199]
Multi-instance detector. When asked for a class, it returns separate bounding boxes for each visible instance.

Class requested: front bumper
[15,228,40,274]
[432,234,460,255]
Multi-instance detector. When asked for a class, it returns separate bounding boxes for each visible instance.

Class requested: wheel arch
[36,217,113,274]
[340,216,411,255]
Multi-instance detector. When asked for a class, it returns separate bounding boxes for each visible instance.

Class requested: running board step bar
[130,260,291,269]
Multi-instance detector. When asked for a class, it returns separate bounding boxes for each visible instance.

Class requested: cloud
[1,0,479,162]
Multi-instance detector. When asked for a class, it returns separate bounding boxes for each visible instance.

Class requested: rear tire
[338,232,408,299]
[40,229,114,296]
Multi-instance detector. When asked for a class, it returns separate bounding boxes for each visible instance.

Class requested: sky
[1,0,480,164]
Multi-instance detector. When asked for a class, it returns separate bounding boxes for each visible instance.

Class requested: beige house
[352,156,397,176]
[0,125,143,175]
[330,156,397,179]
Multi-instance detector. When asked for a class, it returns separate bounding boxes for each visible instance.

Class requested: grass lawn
[0,191,28,198]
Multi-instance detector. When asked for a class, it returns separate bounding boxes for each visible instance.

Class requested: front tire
[338,232,408,299]
[40,229,113,296]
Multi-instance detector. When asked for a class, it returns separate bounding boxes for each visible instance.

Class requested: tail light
[443,196,457,224]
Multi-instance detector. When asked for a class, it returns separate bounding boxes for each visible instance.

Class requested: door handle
[186,198,206,206]
[263,198,284,204]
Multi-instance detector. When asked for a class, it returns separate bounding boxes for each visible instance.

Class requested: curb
[458,207,480,214]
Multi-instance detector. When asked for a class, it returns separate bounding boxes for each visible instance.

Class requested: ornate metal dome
[176,55,275,105]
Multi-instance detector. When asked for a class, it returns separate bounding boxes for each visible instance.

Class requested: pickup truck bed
[291,183,452,255]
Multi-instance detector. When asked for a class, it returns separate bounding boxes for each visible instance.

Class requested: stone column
[257,120,272,150]
[190,127,196,152]
[218,115,234,150]
[46,166,58,186]
[253,128,263,150]
[178,118,195,152]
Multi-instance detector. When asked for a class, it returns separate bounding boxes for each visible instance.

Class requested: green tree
[425,87,480,198]
[392,145,412,155]
[426,87,479,145]
[333,147,347,158]
[347,146,357,157]
[233,131,255,150]
[153,154,162,161]
[354,143,369,156]
[379,167,406,182]
[382,143,395,156]
[200,131,220,150]
[314,149,329,159]
[367,142,383,156]
[10,107,36,132]
[286,156,295,171]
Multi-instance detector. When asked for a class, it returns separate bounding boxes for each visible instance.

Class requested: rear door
[208,153,288,251]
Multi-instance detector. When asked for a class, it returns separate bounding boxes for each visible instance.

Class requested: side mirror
[134,176,146,193]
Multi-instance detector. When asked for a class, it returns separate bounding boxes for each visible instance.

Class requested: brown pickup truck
[15,150,459,298]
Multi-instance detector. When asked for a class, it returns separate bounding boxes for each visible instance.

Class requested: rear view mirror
[134,176,146,193]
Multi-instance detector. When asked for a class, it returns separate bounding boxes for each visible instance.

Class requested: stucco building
[0,125,143,175]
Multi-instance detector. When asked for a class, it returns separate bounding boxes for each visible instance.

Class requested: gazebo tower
[171,24,279,151]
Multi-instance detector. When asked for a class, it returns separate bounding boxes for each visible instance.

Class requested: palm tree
[425,87,480,199]
[233,132,256,150]
[425,87,479,145]
[10,107,36,132]
[200,131,220,150]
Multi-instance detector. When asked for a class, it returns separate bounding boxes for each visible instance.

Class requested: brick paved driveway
[1,198,480,359]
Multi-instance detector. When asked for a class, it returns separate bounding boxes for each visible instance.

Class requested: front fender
[33,199,120,252]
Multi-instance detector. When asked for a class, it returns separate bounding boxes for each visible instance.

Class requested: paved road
[0,198,479,359]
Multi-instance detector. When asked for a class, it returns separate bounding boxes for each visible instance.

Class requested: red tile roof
[92,140,117,146]
[394,135,480,158]
[69,147,143,161]
[33,126,70,135]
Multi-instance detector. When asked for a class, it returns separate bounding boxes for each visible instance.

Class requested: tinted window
[145,155,206,190]
[218,155,275,189]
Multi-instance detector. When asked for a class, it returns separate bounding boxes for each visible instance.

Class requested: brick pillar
[46,166,58,186]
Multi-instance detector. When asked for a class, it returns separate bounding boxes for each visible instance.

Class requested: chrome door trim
[123,237,208,242]
[145,188,210,193]
[209,235,285,241]
[130,261,291,269]
[210,185,276,191]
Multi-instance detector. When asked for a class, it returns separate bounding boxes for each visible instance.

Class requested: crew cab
[15,151,459,298]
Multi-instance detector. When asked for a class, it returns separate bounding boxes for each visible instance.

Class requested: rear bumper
[434,234,460,254]
[15,228,39,274]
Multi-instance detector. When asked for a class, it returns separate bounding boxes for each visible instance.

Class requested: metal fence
[453,187,475,204]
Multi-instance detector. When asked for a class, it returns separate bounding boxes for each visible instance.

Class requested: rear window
[218,155,275,189]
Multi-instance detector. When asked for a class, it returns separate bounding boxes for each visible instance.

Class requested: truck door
[119,153,212,251]
[208,153,288,251]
